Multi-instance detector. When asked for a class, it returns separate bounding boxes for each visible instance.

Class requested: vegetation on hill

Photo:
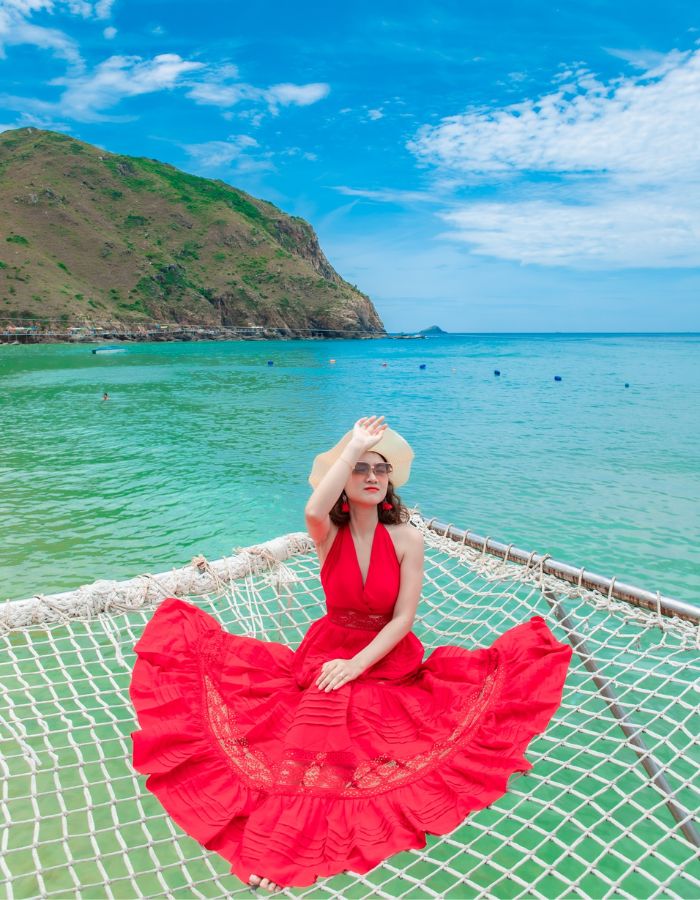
[0,128,385,337]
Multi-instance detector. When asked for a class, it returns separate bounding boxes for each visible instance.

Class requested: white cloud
[0,2,330,128]
[63,0,92,15]
[183,135,259,167]
[0,92,57,117]
[440,194,700,267]
[0,0,115,66]
[93,0,113,17]
[265,82,330,108]
[29,59,330,123]
[367,108,384,120]
[49,53,204,121]
[277,145,318,162]
[187,74,330,117]
[604,47,671,70]
[184,137,323,175]
[187,81,248,106]
[183,136,275,176]
[409,48,700,268]
[0,109,71,131]
[334,185,435,204]
[0,2,82,65]
[410,50,700,179]
[235,108,265,127]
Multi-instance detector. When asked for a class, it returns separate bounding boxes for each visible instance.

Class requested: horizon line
[391,331,700,336]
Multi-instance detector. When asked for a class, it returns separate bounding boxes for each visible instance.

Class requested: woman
[129,415,573,894]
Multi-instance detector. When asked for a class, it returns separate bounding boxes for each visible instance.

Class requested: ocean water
[0,333,698,605]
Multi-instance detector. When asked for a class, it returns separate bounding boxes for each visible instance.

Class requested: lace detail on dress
[199,629,226,667]
[200,652,504,798]
[327,608,392,631]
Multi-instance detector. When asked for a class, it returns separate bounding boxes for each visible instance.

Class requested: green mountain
[0,128,385,337]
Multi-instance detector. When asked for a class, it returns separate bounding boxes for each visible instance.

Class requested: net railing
[1,513,698,899]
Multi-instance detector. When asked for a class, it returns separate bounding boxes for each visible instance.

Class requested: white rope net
[1,515,698,899]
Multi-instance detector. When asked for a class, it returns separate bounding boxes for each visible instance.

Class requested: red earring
[341,496,349,512]
[382,500,392,510]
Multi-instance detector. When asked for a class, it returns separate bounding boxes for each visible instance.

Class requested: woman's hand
[350,415,387,453]
[316,657,365,691]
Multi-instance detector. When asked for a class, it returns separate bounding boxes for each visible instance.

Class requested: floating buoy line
[88,349,631,387]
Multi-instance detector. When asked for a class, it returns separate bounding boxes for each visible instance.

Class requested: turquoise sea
[1,333,698,605]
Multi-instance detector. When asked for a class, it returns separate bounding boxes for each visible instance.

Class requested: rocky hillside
[0,128,385,337]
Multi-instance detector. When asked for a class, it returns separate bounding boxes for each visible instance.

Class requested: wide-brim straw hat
[308,426,414,489]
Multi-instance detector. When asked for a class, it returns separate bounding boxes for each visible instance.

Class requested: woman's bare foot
[248,873,283,893]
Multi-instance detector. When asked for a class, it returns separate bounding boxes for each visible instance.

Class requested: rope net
[1,514,698,899]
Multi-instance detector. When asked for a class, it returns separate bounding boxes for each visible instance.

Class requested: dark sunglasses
[352,462,393,476]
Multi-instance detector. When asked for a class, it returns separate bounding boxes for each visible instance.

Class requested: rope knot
[191,555,209,573]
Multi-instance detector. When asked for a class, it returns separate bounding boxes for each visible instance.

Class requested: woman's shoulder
[384,521,424,562]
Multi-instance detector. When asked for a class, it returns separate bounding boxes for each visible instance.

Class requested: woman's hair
[329,451,411,526]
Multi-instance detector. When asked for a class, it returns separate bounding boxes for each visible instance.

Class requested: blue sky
[1,1,699,332]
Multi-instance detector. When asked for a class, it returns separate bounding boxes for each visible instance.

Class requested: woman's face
[344,450,390,508]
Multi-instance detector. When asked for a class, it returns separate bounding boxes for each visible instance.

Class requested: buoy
[624,383,629,388]
[267,360,274,366]
[494,369,500,376]
[329,359,336,364]
[554,375,562,381]
[419,364,427,370]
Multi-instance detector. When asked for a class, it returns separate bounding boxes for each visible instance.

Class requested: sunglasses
[352,462,393,476]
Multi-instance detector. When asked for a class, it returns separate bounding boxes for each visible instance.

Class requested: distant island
[0,128,386,342]
[389,325,447,340]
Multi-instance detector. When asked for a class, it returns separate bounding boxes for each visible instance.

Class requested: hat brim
[308,427,414,490]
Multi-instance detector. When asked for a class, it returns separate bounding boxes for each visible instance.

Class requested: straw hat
[308,426,415,489]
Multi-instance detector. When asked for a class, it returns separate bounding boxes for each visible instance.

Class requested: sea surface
[1,333,698,605]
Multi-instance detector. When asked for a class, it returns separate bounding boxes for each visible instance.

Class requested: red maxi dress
[129,522,573,888]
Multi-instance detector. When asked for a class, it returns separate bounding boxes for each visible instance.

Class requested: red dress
[129,522,573,888]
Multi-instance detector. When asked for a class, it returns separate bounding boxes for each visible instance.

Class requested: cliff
[0,128,385,338]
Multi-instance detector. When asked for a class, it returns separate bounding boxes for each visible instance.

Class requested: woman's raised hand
[351,415,387,451]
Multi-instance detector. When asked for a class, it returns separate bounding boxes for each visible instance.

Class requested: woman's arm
[304,416,386,544]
